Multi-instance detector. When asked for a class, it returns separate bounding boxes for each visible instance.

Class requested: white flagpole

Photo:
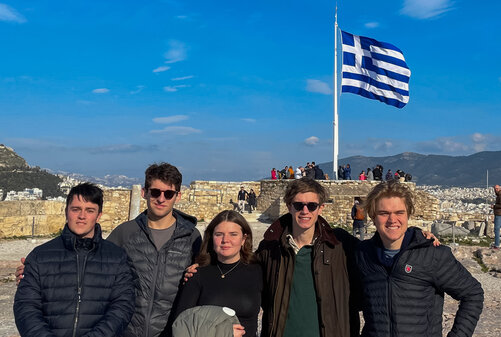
[333,5,339,180]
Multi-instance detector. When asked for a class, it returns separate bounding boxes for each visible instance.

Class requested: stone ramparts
[0,179,488,238]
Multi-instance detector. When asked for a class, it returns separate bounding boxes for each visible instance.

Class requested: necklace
[217,260,241,279]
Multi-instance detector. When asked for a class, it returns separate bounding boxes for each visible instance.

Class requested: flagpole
[333,5,339,180]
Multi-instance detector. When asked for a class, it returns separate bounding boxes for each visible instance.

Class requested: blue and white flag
[341,30,411,108]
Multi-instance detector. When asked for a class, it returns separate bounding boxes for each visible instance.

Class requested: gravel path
[1,225,500,337]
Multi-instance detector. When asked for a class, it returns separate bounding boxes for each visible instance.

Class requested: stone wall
[175,181,261,222]
[0,189,132,238]
[258,179,440,228]
[0,179,462,238]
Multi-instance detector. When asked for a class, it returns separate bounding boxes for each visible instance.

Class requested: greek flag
[341,30,411,108]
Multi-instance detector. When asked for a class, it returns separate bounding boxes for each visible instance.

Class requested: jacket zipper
[72,241,93,337]
[72,251,81,337]
[144,252,161,337]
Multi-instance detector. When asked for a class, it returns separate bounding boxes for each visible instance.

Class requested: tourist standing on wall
[247,188,257,213]
[351,198,366,240]
[14,183,135,337]
[344,164,352,180]
[312,162,325,180]
[366,168,374,181]
[305,163,315,179]
[356,180,483,337]
[238,186,248,214]
[385,169,393,181]
[294,166,302,179]
[492,184,501,249]
[359,171,367,181]
[271,168,277,180]
[338,165,345,180]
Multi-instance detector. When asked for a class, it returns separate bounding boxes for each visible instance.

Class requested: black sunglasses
[291,202,319,212]
[149,188,178,200]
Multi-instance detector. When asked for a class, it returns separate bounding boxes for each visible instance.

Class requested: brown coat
[255,214,361,337]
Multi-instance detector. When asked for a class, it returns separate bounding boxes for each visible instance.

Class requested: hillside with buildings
[0,144,64,200]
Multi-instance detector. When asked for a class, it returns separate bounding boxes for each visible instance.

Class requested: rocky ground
[1,217,500,336]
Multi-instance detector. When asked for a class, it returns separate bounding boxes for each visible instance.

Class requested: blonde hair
[364,180,415,220]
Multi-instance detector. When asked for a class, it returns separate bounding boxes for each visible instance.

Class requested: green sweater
[282,245,321,337]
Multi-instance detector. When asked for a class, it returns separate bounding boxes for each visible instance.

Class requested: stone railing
[0,179,477,238]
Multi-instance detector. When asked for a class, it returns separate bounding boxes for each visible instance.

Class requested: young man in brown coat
[256,178,361,337]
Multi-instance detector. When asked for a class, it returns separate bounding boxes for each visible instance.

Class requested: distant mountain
[53,171,142,188]
[318,151,501,187]
[0,144,64,198]
[0,144,28,168]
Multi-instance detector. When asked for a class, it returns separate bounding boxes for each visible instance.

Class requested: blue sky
[1,0,500,183]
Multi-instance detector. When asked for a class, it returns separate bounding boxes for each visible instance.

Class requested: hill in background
[0,144,64,199]
[318,151,501,187]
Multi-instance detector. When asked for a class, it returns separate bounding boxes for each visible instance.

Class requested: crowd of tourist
[271,161,326,180]
[337,163,413,182]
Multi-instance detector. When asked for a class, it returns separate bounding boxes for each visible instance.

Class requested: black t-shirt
[175,261,263,337]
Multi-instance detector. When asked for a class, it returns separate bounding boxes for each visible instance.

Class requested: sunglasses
[291,202,320,212]
[149,188,178,200]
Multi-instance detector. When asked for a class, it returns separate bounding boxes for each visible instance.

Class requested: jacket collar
[263,213,340,246]
[61,223,102,250]
[136,208,197,236]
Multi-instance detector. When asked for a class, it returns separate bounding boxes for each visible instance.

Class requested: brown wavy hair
[283,177,328,205]
[196,210,255,266]
[364,180,415,220]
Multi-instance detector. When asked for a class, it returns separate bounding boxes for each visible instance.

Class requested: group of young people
[13,162,484,337]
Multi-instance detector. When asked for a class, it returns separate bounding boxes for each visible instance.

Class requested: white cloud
[171,75,194,81]
[164,40,187,64]
[400,0,454,19]
[130,85,144,94]
[364,22,379,28]
[153,66,170,73]
[163,84,189,92]
[150,126,202,135]
[306,79,332,95]
[0,4,26,23]
[241,118,256,123]
[471,133,485,143]
[176,15,188,19]
[372,140,395,152]
[153,115,189,124]
[92,88,110,94]
[305,136,319,146]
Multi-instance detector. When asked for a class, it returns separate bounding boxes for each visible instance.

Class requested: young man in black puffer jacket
[356,180,483,337]
[14,183,135,337]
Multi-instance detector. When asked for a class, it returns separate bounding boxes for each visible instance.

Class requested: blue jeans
[495,215,501,247]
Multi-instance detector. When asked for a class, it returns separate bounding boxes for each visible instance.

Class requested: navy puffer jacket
[14,223,135,337]
[356,228,483,337]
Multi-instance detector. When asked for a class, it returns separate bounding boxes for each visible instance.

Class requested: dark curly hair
[144,162,182,191]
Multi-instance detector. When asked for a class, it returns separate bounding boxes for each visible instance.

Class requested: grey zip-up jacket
[107,209,201,337]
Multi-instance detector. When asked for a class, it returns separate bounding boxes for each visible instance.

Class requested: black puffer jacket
[14,224,135,337]
[356,228,484,337]
[107,209,201,337]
